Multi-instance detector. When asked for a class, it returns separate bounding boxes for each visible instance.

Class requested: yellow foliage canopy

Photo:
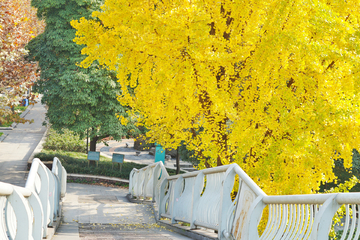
[72,0,360,195]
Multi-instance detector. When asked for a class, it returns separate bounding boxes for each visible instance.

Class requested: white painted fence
[129,162,360,240]
[0,157,66,240]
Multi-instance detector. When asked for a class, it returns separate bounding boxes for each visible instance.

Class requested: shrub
[43,128,86,153]
[320,149,360,193]
[34,150,182,179]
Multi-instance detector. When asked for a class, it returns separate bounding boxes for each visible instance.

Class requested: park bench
[129,162,360,240]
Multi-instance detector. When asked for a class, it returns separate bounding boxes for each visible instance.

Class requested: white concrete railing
[129,162,360,240]
[241,192,360,240]
[0,157,67,240]
[129,163,265,239]
[129,162,169,204]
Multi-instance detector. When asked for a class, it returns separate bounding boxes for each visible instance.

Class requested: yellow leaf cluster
[72,0,360,195]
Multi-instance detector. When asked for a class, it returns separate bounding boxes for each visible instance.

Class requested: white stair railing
[311,193,360,240]
[0,157,67,240]
[129,162,169,202]
[129,162,360,240]
[129,163,265,240]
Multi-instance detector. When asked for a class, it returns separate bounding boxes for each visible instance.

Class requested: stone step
[79,223,190,239]
[60,183,192,240]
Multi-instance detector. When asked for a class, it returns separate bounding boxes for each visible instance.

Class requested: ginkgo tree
[72,0,360,195]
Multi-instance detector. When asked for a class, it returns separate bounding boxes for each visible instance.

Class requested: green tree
[26,0,135,150]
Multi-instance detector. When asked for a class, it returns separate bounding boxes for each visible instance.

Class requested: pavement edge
[0,133,9,142]
[27,124,50,165]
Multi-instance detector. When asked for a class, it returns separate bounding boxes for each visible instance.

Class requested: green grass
[0,132,3,137]
[34,149,182,179]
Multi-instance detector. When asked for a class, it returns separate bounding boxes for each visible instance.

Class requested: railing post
[219,165,237,240]
[129,169,136,198]
[153,164,161,203]
[52,157,63,206]
[239,195,266,240]
[309,194,340,240]
[137,169,145,199]
[46,167,56,226]
[144,166,154,199]
[190,172,205,229]
[27,190,44,240]
[6,188,32,240]
[0,197,8,239]
[30,159,49,238]
[172,176,184,224]
[61,166,67,198]
[53,174,61,217]
[158,178,169,219]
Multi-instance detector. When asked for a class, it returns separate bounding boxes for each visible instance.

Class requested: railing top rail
[263,193,337,204]
[0,182,32,197]
[336,193,360,204]
[14,185,32,197]
[131,161,168,174]
[140,162,163,170]
[52,157,60,172]
[131,162,159,172]
[232,164,266,197]
[166,164,232,180]
[0,182,14,196]
[164,164,266,197]
[156,161,169,177]
[25,158,42,191]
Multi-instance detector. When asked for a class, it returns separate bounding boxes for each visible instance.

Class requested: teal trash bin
[154,143,165,163]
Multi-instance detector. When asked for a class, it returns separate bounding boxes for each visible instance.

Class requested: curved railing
[0,157,67,240]
[129,162,360,240]
[129,162,169,204]
[129,163,266,240]
[243,193,360,240]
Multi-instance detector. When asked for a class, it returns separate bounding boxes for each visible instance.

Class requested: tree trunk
[90,136,99,152]
[176,147,180,174]
[86,129,89,153]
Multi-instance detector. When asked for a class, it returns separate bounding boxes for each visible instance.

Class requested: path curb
[67,173,129,185]
[27,124,50,165]
[0,133,8,142]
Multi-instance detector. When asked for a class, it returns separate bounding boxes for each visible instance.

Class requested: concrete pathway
[0,98,47,186]
[96,140,192,171]
[53,183,192,240]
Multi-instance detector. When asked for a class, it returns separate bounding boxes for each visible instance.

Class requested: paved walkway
[0,98,47,186]
[53,183,192,240]
[96,140,191,171]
